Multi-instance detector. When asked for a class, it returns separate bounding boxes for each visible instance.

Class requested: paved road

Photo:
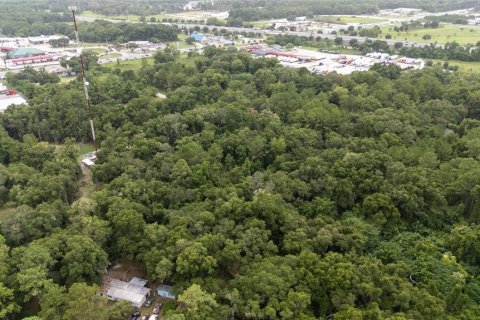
[77,15,438,48]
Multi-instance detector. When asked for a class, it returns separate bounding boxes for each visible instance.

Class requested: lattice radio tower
[68,6,97,152]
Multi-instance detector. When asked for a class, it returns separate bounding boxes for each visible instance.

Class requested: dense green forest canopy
[2,45,480,318]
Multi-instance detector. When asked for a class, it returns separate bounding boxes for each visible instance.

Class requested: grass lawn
[60,76,76,84]
[177,53,198,68]
[84,48,106,55]
[252,20,274,28]
[101,53,122,59]
[339,16,386,24]
[178,41,196,49]
[67,42,106,49]
[82,11,168,22]
[81,10,140,21]
[103,57,154,71]
[380,24,480,44]
[77,143,95,156]
[431,59,480,73]
[178,33,188,40]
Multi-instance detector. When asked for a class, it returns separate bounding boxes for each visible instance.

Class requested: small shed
[156,285,175,299]
[81,158,95,168]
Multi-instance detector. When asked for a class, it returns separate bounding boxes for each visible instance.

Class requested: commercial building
[6,48,45,59]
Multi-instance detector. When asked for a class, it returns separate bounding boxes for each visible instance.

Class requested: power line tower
[68,6,98,152]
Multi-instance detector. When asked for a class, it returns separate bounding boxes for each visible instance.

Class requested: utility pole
[68,6,98,152]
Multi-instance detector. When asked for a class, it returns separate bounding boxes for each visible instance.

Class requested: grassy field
[77,143,95,156]
[67,42,106,49]
[339,16,386,24]
[177,54,198,68]
[252,20,274,28]
[103,57,154,71]
[60,76,76,84]
[102,53,198,70]
[81,11,169,22]
[431,59,480,73]
[84,48,107,55]
[81,11,140,21]
[167,34,196,50]
[101,53,122,59]
[380,24,480,44]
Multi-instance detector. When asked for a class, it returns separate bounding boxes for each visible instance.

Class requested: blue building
[191,32,205,42]
[156,285,175,299]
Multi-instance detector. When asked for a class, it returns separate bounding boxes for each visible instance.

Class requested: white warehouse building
[106,277,151,308]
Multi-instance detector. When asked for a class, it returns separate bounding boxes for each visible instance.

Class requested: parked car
[128,311,140,320]
[144,299,153,308]
[148,315,158,320]
[152,303,162,314]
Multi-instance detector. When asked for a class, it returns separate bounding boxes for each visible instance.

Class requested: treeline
[75,21,179,43]
[400,42,480,62]
[425,14,470,25]
[228,0,479,21]
[6,67,60,94]
[3,46,480,318]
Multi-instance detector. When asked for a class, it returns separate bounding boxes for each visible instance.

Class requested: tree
[67,51,99,73]
[59,235,109,286]
[0,283,19,318]
[349,39,359,47]
[107,200,146,257]
[447,224,480,265]
[63,283,109,320]
[394,42,403,50]
[176,242,217,278]
[169,284,221,320]
[154,47,179,64]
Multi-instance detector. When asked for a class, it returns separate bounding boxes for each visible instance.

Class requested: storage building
[156,285,175,299]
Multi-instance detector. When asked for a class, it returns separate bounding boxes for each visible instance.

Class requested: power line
[68,6,98,153]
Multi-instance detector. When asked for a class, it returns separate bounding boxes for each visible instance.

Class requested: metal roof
[0,95,27,112]
[7,47,45,58]
[129,277,148,287]
[156,285,175,299]
[106,278,151,306]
